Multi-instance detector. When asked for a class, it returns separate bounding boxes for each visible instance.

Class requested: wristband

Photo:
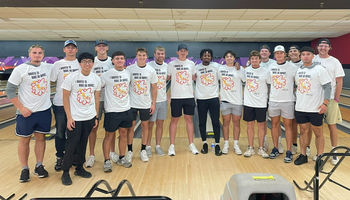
[323,103,328,107]
[334,98,339,103]
[95,117,99,120]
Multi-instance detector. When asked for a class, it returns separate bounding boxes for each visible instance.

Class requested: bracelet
[334,98,339,103]
[323,103,328,107]
[95,117,99,120]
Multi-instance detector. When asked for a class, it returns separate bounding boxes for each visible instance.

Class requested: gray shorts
[149,101,168,122]
[97,101,105,121]
[268,101,295,119]
[220,101,242,116]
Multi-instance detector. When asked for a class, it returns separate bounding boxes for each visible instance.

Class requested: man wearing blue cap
[51,40,80,171]
[86,39,115,168]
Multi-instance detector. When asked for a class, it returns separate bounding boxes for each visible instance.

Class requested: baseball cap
[178,44,188,51]
[289,45,300,51]
[274,45,285,53]
[64,40,77,47]
[318,38,331,46]
[95,39,108,46]
[260,44,271,52]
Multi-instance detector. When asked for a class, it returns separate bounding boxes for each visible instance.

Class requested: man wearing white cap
[268,45,298,163]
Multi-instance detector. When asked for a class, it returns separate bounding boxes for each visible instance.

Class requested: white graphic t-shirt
[92,56,114,101]
[260,59,276,69]
[167,59,195,99]
[148,61,168,103]
[195,62,219,100]
[101,68,131,113]
[61,70,101,121]
[295,65,331,113]
[126,63,157,109]
[8,62,52,113]
[51,59,81,106]
[313,55,345,99]
[289,60,303,68]
[218,65,245,105]
[268,62,298,102]
[244,66,271,108]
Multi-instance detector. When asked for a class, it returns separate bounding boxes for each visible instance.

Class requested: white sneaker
[233,145,242,155]
[140,150,149,162]
[258,147,269,158]
[306,147,311,157]
[244,147,255,157]
[263,140,269,152]
[85,155,95,168]
[278,143,284,154]
[222,143,229,154]
[291,145,297,155]
[109,152,119,163]
[168,145,175,156]
[189,143,199,155]
[331,156,339,165]
[104,160,112,172]
[313,155,318,161]
[146,146,152,158]
[125,151,133,163]
[155,146,165,156]
[116,157,132,168]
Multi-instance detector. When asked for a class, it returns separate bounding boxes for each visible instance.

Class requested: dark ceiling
[1,0,350,9]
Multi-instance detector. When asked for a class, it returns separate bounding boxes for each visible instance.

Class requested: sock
[128,144,133,152]
[36,162,43,168]
[146,145,151,149]
[215,143,219,146]
[234,140,238,146]
[156,145,160,148]
[278,136,281,143]
[203,141,207,144]
[105,159,110,163]
[170,144,174,147]
[22,166,29,170]
[293,143,297,146]
[141,144,146,150]
[63,169,69,174]
[76,164,83,170]
[264,135,267,142]
[224,140,229,144]
[307,146,310,148]
[119,155,124,159]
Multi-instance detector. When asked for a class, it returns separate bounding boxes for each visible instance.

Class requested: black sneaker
[54,158,63,172]
[315,159,324,171]
[269,147,280,159]
[19,169,30,183]
[200,143,208,154]
[61,172,72,185]
[34,165,49,178]
[294,154,308,165]
[74,168,92,178]
[215,145,222,156]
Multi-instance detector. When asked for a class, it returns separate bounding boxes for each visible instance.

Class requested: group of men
[6,38,344,186]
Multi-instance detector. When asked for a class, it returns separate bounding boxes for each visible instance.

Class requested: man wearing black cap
[86,39,115,168]
[51,40,80,171]
[313,38,345,165]
[167,44,199,156]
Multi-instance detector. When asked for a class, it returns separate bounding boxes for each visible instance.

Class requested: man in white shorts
[294,46,331,167]
[167,44,199,156]
[268,45,298,163]
[243,50,271,158]
[146,46,168,157]
[86,39,115,168]
[126,47,157,162]
[218,50,245,155]
[6,44,52,182]
[313,38,345,165]
[101,51,133,172]
[51,40,80,171]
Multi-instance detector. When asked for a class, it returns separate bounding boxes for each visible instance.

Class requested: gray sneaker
[146,146,152,158]
[104,160,112,172]
[116,157,132,168]
[155,146,165,156]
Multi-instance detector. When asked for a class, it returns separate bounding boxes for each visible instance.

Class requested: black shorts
[170,98,196,118]
[131,108,151,121]
[104,110,133,132]
[243,106,267,123]
[295,111,324,127]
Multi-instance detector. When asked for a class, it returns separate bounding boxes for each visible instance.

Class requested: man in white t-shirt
[294,46,331,167]
[61,52,101,185]
[243,50,271,158]
[146,46,168,157]
[6,44,52,183]
[312,38,345,165]
[101,51,133,172]
[268,45,298,163]
[194,49,222,156]
[51,40,80,172]
[167,44,199,156]
[126,47,157,163]
[86,39,114,168]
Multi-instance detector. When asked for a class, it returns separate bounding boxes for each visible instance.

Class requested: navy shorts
[15,108,52,137]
